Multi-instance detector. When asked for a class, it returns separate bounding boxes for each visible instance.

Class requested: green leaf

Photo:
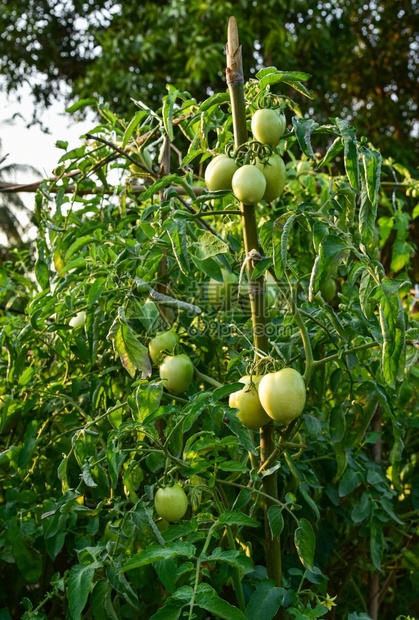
[194,231,229,259]
[226,411,258,456]
[362,147,381,207]
[66,98,98,113]
[162,88,180,141]
[273,214,298,277]
[329,406,346,443]
[149,600,183,620]
[245,581,286,620]
[122,110,146,148]
[107,308,151,379]
[316,137,343,169]
[122,541,196,572]
[218,510,259,529]
[359,185,377,245]
[292,118,319,159]
[309,235,349,300]
[375,279,407,388]
[334,118,359,191]
[35,257,49,290]
[256,67,311,81]
[195,584,247,620]
[199,92,231,112]
[10,527,43,584]
[64,235,95,260]
[267,506,284,538]
[338,469,362,497]
[68,562,102,620]
[370,522,383,572]
[212,382,243,402]
[351,492,371,524]
[88,277,106,305]
[91,581,119,620]
[294,518,316,571]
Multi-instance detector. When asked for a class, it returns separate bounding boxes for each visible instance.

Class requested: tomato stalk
[226,16,282,588]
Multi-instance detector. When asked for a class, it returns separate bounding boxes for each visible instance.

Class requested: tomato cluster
[204,107,287,204]
[229,367,306,429]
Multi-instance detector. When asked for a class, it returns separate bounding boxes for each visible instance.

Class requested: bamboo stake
[226,16,282,588]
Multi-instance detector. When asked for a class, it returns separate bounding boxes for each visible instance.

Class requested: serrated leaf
[359,184,377,245]
[316,137,343,169]
[309,235,349,301]
[370,522,383,572]
[218,510,259,528]
[122,541,196,572]
[66,98,98,113]
[195,584,247,620]
[107,308,151,379]
[122,110,146,148]
[267,506,284,538]
[334,118,359,191]
[245,581,286,620]
[199,92,231,111]
[292,117,319,158]
[362,147,381,207]
[351,492,371,524]
[294,518,315,571]
[374,278,406,388]
[68,562,102,620]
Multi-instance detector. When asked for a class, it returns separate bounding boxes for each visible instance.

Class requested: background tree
[1,0,418,166]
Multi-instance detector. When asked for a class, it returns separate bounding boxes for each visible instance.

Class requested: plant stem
[194,367,224,389]
[226,16,281,587]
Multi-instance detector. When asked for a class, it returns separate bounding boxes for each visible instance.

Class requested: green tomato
[154,483,188,523]
[208,269,238,311]
[159,354,194,395]
[69,311,86,328]
[232,165,266,204]
[251,109,286,147]
[229,375,271,430]
[205,155,238,191]
[149,329,180,365]
[256,153,287,202]
[320,279,337,303]
[258,368,306,425]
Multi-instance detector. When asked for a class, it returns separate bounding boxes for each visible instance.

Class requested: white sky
[0,84,96,243]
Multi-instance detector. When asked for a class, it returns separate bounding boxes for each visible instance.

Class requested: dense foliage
[1,0,418,166]
[0,45,418,620]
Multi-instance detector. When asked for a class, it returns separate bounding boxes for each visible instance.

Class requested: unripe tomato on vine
[232,164,266,204]
[256,153,287,202]
[258,367,306,425]
[204,154,238,191]
[251,108,286,147]
[159,354,194,395]
[229,375,271,429]
[149,329,179,365]
[154,484,188,523]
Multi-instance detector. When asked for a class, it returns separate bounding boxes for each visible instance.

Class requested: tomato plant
[232,163,266,204]
[159,353,194,394]
[0,16,418,620]
[204,154,238,191]
[149,329,179,364]
[154,484,188,523]
[251,108,286,146]
[229,375,271,429]
[258,368,306,424]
